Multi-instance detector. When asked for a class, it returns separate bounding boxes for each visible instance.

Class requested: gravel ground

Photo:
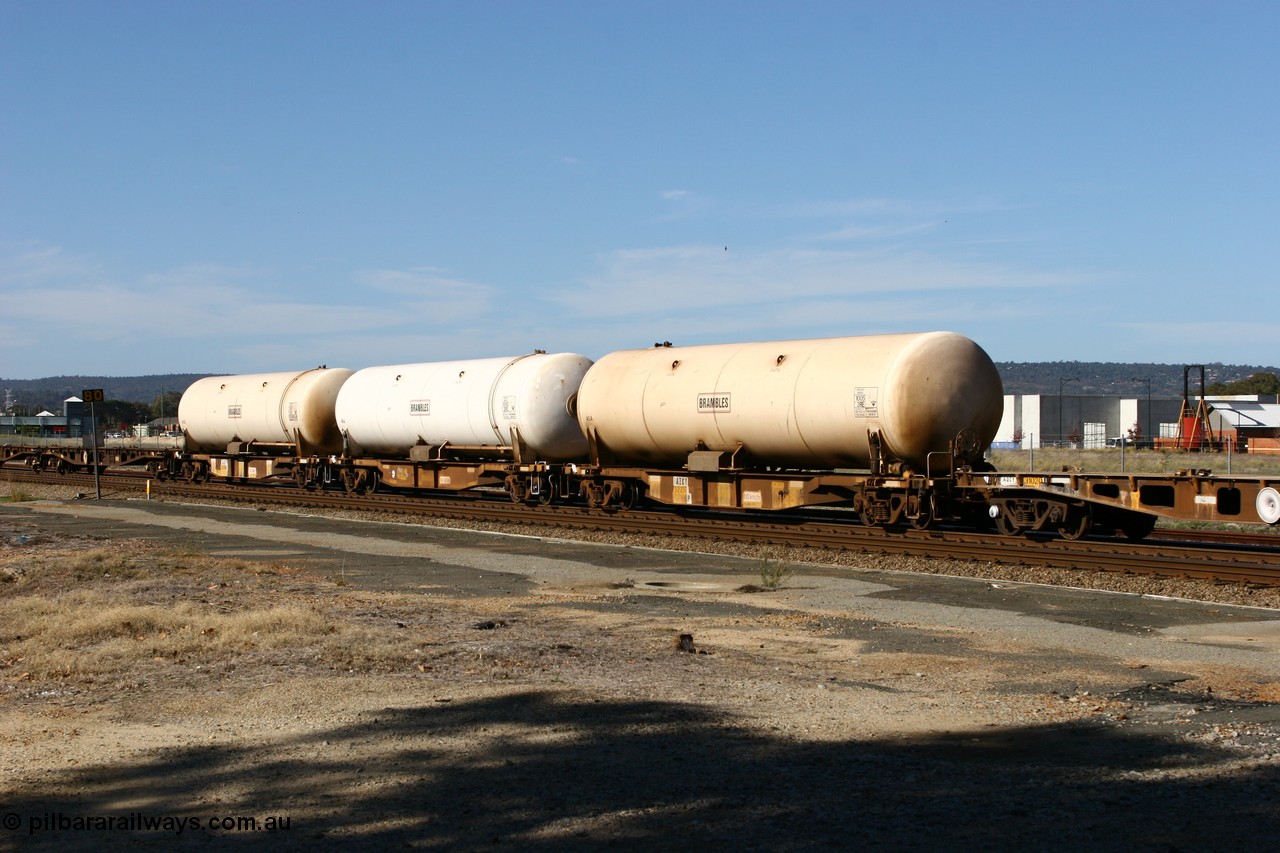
[10,481,1280,610]
[2,484,1280,851]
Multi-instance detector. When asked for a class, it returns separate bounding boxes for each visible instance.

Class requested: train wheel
[507,476,527,503]
[1056,506,1091,541]
[615,482,639,511]
[990,506,1026,537]
[907,493,934,530]
[341,468,377,495]
[1119,511,1157,541]
[533,477,557,506]
[993,515,1025,536]
[908,505,933,530]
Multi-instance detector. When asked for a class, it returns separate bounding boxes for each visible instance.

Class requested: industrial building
[0,396,93,439]
[995,393,1280,453]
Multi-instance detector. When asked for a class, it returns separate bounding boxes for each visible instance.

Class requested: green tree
[95,399,149,432]
[150,390,182,421]
[1207,372,1280,395]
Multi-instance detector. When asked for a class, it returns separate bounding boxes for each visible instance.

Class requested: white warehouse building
[993,393,1280,450]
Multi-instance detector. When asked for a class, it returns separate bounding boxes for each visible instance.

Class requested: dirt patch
[2,513,1280,850]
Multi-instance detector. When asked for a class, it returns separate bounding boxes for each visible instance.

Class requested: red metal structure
[1176,365,1219,451]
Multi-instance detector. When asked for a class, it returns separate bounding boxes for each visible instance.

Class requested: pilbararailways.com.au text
[7,811,291,835]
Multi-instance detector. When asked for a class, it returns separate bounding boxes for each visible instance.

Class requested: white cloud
[352,267,499,325]
[0,242,102,282]
[774,196,1023,220]
[0,245,506,376]
[814,221,942,241]
[654,188,711,221]
[554,243,1093,323]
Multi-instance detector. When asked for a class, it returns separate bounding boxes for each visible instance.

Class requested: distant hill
[5,361,1280,413]
[995,362,1280,397]
[1,374,212,414]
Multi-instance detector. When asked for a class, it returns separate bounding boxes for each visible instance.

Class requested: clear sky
[2,1,1277,379]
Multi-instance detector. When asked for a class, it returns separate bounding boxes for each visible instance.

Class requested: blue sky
[3,1,1277,379]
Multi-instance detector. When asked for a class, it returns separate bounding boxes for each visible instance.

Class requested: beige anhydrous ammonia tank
[178,367,355,454]
[576,332,1004,470]
[334,352,593,460]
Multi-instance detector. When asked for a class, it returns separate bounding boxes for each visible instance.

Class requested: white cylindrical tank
[178,367,355,454]
[576,332,1004,470]
[335,352,593,460]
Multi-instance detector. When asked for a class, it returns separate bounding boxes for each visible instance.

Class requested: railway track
[7,467,1280,588]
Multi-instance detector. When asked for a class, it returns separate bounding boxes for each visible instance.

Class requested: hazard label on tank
[854,387,879,418]
[502,396,518,419]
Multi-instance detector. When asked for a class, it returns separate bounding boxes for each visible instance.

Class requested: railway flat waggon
[0,436,180,474]
[7,331,1278,537]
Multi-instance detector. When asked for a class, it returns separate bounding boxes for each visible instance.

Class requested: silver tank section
[576,332,1004,470]
[178,367,355,454]
[334,352,593,460]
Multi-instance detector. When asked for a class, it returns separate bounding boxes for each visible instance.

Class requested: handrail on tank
[924,450,954,480]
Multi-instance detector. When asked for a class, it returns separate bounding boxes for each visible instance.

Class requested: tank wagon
[329,351,592,496]
[577,332,1003,472]
[163,353,592,497]
[179,368,354,454]
[173,367,354,483]
[336,352,591,459]
[560,333,1278,536]
[570,332,1005,524]
[16,332,1272,539]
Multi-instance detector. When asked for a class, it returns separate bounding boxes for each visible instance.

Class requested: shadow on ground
[8,690,1278,851]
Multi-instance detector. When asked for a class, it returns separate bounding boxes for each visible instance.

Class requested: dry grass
[0,544,439,685]
[1,483,34,502]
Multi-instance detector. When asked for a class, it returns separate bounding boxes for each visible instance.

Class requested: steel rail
[7,468,1280,587]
